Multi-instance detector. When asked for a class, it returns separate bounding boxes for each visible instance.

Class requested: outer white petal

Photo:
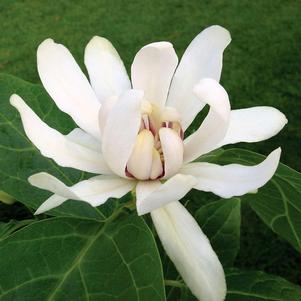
[10,94,111,174]
[151,201,226,301]
[30,172,135,214]
[181,148,281,198]
[35,195,67,215]
[30,173,78,199]
[167,25,231,130]
[183,79,230,163]
[85,36,131,102]
[37,39,101,139]
[131,42,178,107]
[215,107,288,148]
[159,127,184,179]
[66,128,101,152]
[98,95,119,137]
[136,174,197,215]
[102,89,144,177]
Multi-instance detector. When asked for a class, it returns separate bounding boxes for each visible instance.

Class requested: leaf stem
[102,199,136,223]
[164,279,185,288]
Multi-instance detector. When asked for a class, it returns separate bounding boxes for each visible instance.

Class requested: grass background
[0,0,300,286]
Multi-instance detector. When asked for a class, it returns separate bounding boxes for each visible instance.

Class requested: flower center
[126,101,184,180]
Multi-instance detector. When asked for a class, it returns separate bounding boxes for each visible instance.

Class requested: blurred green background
[0,0,300,286]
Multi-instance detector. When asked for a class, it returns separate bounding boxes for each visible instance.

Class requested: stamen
[149,116,157,136]
[142,114,150,130]
[139,120,145,132]
[126,101,183,180]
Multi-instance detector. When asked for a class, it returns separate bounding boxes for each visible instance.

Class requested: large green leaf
[0,219,34,241]
[226,269,301,300]
[206,148,301,253]
[195,198,241,267]
[0,73,113,220]
[167,269,301,301]
[0,213,165,301]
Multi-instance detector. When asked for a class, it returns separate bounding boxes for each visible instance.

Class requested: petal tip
[192,78,230,115]
[28,172,50,187]
[90,35,107,42]
[34,207,43,215]
[136,200,153,216]
[86,35,113,51]
[136,206,145,216]
[38,38,55,51]
[280,111,288,127]
[272,146,281,156]
[27,174,37,186]
[140,41,174,51]
[205,25,232,44]
[9,94,21,107]
[273,147,282,159]
[268,106,288,129]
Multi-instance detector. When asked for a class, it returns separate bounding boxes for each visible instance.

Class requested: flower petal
[101,89,144,177]
[159,127,183,179]
[85,36,131,103]
[183,79,230,163]
[29,172,78,199]
[215,107,288,148]
[127,129,154,180]
[151,201,226,301]
[167,25,231,130]
[66,128,101,152]
[35,195,67,215]
[131,42,178,107]
[98,95,119,137]
[136,174,197,215]
[37,39,101,139]
[10,94,111,174]
[181,148,281,198]
[30,172,135,214]
[150,149,163,180]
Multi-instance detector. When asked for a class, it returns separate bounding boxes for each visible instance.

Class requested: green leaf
[206,148,301,253]
[226,269,301,300]
[0,73,111,220]
[0,219,34,241]
[195,198,241,267]
[166,269,301,301]
[0,213,165,301]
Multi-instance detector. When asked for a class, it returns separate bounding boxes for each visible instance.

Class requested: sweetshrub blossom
[10,25,287,301]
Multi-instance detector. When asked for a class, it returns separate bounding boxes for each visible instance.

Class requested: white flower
[10,25,287,301]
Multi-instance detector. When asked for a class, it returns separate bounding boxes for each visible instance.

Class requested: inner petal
[126,101,184,180]
[127,129,154,180]
[159,127,184,179]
